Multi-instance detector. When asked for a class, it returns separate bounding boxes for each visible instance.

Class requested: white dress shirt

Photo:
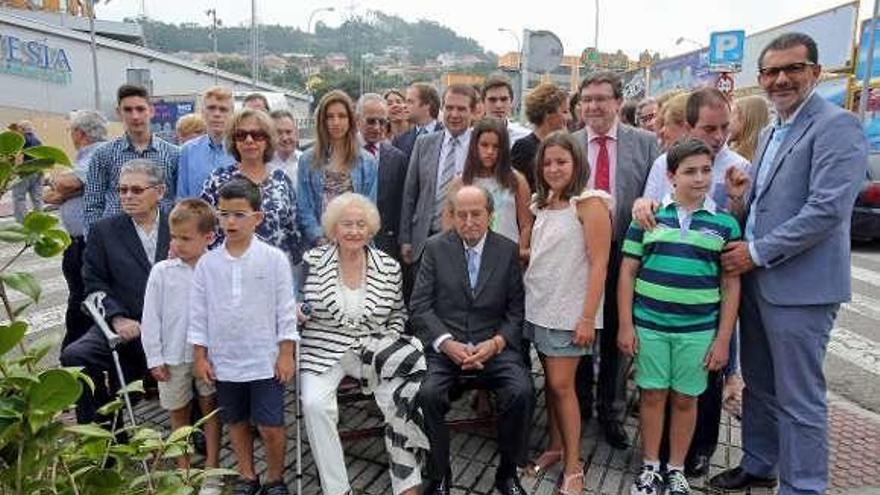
[141,258,196,369]
[187,239,300,382]
[132,210,160,265]
[643,145,750,205]
[584,123,619,194]
[432,233,486,351]
[269,149,303,188]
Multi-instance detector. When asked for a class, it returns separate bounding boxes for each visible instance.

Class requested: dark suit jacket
[375,142,408,260]
[83,212,171,322]
[572,123,659,242]
[410,230,524,351]
[392,121,444,162]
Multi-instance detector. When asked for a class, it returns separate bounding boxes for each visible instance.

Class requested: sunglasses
[233,129,269,142]
[365,117,388,127]
[758,62,815,79]
[116,184,159,195]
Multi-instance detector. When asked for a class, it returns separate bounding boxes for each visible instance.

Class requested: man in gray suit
[399,83,477,265]
[706,33,868,495]
[356,93,409,261]
[572,71,659,448]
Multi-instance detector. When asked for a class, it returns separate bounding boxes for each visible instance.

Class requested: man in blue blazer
[61,160,171,424]
[709,33,868,495]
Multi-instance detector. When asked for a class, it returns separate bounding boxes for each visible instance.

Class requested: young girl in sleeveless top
[524,131,612,494]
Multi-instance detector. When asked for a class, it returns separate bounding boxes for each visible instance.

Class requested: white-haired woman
[299,193,426,495]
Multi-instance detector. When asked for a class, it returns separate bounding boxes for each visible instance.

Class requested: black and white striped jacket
[300,244,418,376]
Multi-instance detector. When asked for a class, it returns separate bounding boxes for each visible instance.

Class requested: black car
[852,153,880,241]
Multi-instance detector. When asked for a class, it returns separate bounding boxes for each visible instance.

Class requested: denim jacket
[296,148,378,246]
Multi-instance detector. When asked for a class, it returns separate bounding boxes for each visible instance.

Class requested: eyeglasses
[364,117,388,127]
[217,210,259,220]
[579,95,616,105]
[116,184,159,195]
[232,129,269,142]
[638,112,656,124]
[758,62,816,79]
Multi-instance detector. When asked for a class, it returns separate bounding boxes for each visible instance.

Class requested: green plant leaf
[167,425,196,444]
[0,131,24,156]
[96,398,124,417]
[192,408,219,428]
[80,468,124,495]
[66,423,114,439]
[15,158,56,175]
[1,272,40,303]
[118,380,145,396]
[22,211,58,233]
[29,369,82,413]
[0,224,27,242]
[0,321,27,356]
[33,228,70,258]
[22,145,71,166]
[11,301,33,319]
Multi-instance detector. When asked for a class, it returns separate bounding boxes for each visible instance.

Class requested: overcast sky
[96,0,873,59]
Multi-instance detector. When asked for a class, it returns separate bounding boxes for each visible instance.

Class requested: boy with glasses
[189,178,299,495]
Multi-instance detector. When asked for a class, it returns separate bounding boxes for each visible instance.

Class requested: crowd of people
[3,31,863,495]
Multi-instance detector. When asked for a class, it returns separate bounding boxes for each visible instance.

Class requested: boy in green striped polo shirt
[618,138,741,495]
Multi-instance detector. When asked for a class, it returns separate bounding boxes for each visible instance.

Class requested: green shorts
[634,327,715,397]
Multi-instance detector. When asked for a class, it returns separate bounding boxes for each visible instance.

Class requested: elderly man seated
[411,185,534,495]
[61,159,171,424]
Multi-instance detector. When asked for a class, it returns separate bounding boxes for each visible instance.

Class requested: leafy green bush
[0,130,232,494]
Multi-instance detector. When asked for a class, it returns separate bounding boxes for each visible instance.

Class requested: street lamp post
[498,28,524,121]
[88,0,100,110]
[206,9,221,84]
[675,37,703,49]
[308,7,335,34]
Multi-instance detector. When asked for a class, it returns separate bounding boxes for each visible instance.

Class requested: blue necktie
[466,248,479,290]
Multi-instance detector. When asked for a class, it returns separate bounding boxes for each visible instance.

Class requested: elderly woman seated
[299,193,427,495]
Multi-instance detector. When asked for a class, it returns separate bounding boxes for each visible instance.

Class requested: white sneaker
[665,469,691,495]
[631,464,664,495]
[199,476,224,495]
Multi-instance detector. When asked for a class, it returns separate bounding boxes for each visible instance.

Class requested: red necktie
[594,135,610,192]
[365,143,377,156]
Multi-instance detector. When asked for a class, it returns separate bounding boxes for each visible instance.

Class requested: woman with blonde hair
[729,95,770,163]
[657,93,690,152]
[298,90,378,247]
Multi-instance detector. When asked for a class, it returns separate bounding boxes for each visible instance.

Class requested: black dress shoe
[423,476,450,495]
[494,474,526,495]
[709,466,778,490]
[685,453,711,478]
[601,421,630,449]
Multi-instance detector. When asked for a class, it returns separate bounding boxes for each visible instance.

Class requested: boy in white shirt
[141,198,222,495]
[189,178,299,495]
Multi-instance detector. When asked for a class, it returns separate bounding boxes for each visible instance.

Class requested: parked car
[852,153,880,241]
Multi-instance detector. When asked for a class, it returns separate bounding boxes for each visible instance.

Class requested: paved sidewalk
[131,366,880,495]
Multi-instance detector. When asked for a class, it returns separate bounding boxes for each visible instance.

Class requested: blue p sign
[709,30,745,71]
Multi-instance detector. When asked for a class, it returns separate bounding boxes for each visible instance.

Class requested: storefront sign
[0,33,72,84]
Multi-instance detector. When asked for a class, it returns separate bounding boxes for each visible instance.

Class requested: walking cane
[82,291,154,491]
[294,302,310,495]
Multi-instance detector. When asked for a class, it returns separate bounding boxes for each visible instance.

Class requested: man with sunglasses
[356,93,408,261]
[62,159,171,426]
[708,33,868,495]
[84,84,179,233]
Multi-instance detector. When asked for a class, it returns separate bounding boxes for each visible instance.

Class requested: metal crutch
[294,339,302,495]
[82,291,154,490]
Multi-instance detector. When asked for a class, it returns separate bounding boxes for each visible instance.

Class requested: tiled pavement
[131,366,880,495]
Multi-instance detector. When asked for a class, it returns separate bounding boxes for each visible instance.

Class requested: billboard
[735,2,857,88]
[856,18,880,81]
[151,99,195,144]
[649,49,714,96]
[621,67,648,100]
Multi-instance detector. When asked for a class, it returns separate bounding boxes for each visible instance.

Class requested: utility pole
[88,0,100,110]
[206,9,221,84]
[251,0,259,88]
